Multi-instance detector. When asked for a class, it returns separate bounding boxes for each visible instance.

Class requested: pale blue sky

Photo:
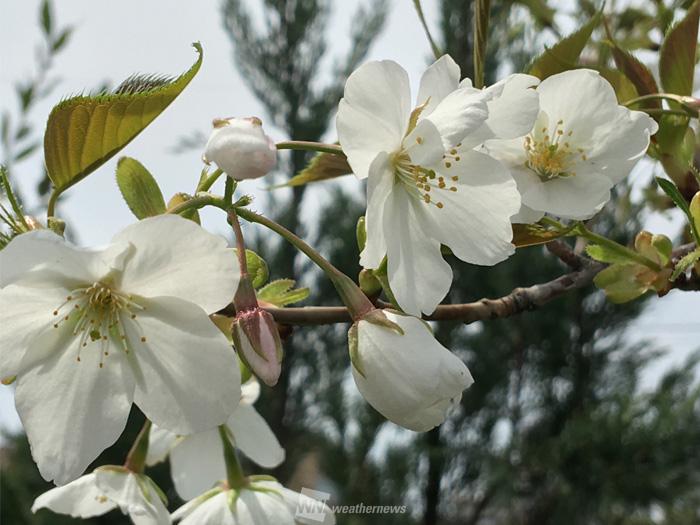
[0,0,697,435]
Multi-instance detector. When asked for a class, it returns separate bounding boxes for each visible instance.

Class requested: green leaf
[670,248,700,280]
[51,27,72,52]
[586,244,636,264]
[44,42,203,193]
[244,249,269,288]
[115,157,166,219]
[656,177,700,243]
[606,44,660,108]
[659,0,699,97]
[40,0,52,35]
[513,0,556,28]
[527,10,601,79]
[597,68,639,105]
[257,279,310,307]
[279,151,351,188]
[690,191,700,233]
[594,264,649,303]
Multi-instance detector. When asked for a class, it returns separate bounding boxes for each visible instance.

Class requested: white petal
[95,469,170,525]
[522,172,612,219]
[31,473,117,518]
[471,73,540,143]
[169,429,225,501]
[237,487,295,525]
[423,87,489,148]
[0,284,69,378]
[146,425,180,466]
[583,106,657,184]
[416,55,461,114]
[537,69,619,142]
[228,404,285,468]
[15,323,134,485]
[240,378,261,405]
[403,119,445,166]
[113,215,238,313]
[384,190,452,316]
[177,491,235,525]
[511,204,545,224]
[354,312,473,431]
[130,296,241,435]
[0,230,127,288]
[337,60,410,179]
[359,152,393,270]
[423,150,519,265]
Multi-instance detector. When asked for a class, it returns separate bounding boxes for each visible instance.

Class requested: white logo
[295,487,332,524]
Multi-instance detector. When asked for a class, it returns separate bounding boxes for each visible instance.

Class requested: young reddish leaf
[659,1,699,96]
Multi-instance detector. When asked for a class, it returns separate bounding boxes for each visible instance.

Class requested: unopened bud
[203,116,277,180]
[232,308,283,386]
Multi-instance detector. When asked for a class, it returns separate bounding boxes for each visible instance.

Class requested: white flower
[203,117,277,180]
[349,310,473,432]
[146,378,285,500]
[337,55,539,316]
[32,467,170,525]
[171,480,335,525]
[0,215,242,484]
[485,69,658,222]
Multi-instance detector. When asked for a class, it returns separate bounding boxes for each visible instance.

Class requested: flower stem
[235,206,374,320]
[218,426,247,489]
[473,0,492,89]
[124,419,152,473]
[573,223,662,271]
[197,168,224,192]
[224,176,236,205]
[228,208,258,312]
[275,141,345,156]
[166,193,227,216]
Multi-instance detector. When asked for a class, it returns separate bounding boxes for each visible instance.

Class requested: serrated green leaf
[280,150,351,187]
[243,249,269,288]
[115,157,166,219]
[44,43,203,193]
[597,68,638,104]
[527,11,601,79]
[585,244,635,264]
[607,44,660,108]
[257,279,310,307]
[659,1,699,97]
[670,248,700,280]
[594,264,649,303]
[656,177,700,243]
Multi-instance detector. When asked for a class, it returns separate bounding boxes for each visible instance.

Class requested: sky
[0,0,698,434]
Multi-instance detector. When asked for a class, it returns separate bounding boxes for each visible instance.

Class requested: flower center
[51,282,146,368]
[392,141,462,210]
[524,119,587,181]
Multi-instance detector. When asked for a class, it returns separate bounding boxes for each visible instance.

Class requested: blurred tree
[220,0,388,477]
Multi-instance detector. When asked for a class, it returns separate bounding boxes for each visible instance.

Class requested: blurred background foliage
[2,1,700,524]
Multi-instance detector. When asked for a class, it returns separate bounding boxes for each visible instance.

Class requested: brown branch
[546,239,584,269]
[217,243,698,326]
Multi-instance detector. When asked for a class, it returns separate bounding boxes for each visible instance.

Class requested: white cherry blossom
[146,379,285,500]
[350,310,473,432]
[171,480,335,525]
[0,215,241,484]
[485,69,658,221]
[32,467,170,525]
[337,55,539,315]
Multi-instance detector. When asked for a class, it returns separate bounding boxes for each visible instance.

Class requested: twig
[220,243,697,326]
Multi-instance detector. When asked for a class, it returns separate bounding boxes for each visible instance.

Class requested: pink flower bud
[203,116,277,180]
[232,308,283,386]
